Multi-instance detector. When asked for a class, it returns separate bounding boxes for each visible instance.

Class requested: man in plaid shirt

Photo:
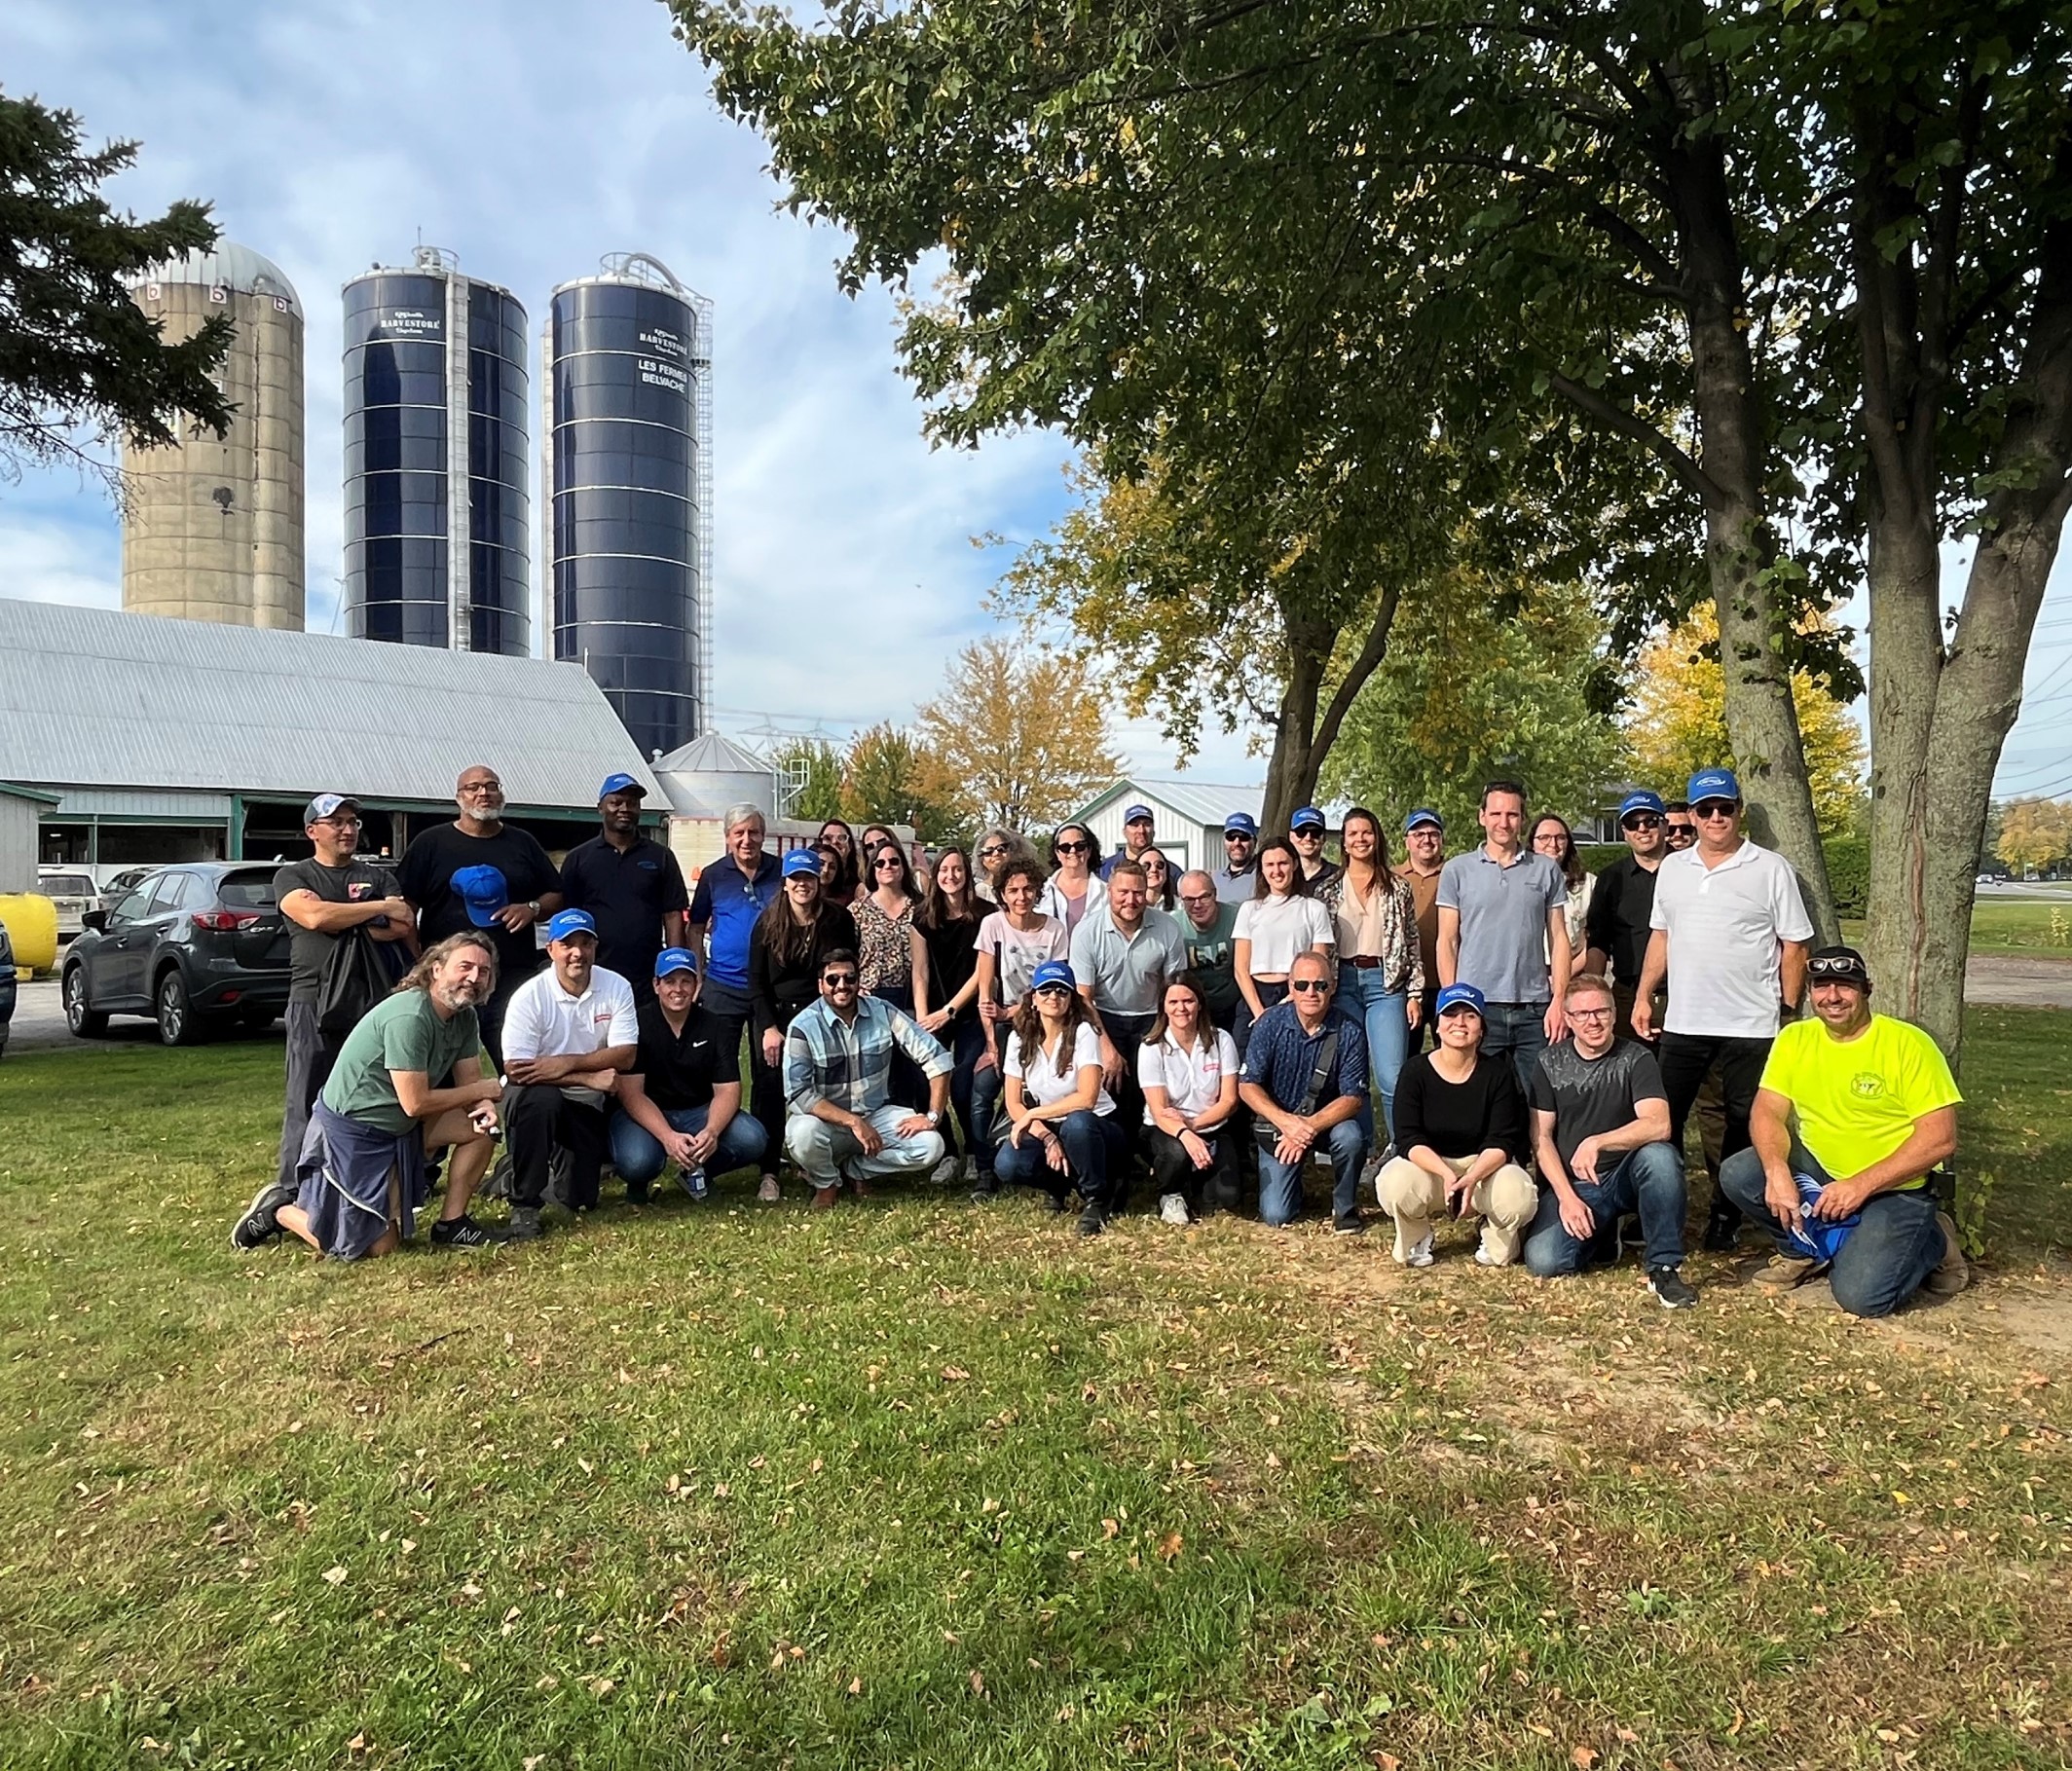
[783,946,953,1207]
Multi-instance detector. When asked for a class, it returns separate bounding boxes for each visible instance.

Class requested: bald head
[1178,869,1219,928]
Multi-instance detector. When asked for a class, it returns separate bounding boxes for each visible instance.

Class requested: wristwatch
[527,900,542,918]
[926,1111,941,1125]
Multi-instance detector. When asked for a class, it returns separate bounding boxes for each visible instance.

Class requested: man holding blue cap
[396,764,563,1064]
[1214,812,1261,905]
[497,907,640,1236]
[1585,788,1671,1039]
[1402,809,1447,1049]
[558,771,687,1003]
[1099,803,1158,881]
[1634,767,1814,1250]
[610,945,768,1202]
[1289,805,1341,889]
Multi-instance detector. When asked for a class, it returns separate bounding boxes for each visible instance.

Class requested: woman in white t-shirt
[993,960,1125,1234]
[1138,976,1242,1225]
[969,857,1071,1201]
[1232,838,1335,1048]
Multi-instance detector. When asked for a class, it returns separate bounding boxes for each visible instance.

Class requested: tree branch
[1310,579,1404,769]
[1543,370,1725,506]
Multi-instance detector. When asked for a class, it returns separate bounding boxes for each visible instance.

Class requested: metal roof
[0,599,658,812]
[653,730,772,776]
[132,240,303,318]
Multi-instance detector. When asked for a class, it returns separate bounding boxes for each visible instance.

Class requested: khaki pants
[1377,1154,1537,1266]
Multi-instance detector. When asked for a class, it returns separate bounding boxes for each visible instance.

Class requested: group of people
[229,768,1971,1319]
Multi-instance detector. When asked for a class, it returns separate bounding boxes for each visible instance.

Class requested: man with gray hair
[687,801,781,1075]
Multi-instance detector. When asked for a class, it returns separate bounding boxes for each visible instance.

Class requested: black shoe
[969,1175,1000,1205]
[504,1205,543,1241]
[1043,1190,1068,1215]
[1648,1266,1698,1310]
[430,1214,503,1250]
[1333,1210,1367,1236]
[231,1180,296,1250]
[1701,1208,1741,1254]
[624,1180,650,1206]
[1077,1201,1105,1237]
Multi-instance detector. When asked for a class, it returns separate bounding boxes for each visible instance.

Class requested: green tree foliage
[0,92,234,489]
[1320,573,1626,842]
[769,737,845,824]
[839,720,963,841]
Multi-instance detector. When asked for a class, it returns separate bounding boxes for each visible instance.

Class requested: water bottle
[684,1164,709,1201]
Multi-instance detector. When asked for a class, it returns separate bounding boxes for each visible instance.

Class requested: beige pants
[1377,1154,1537,1266]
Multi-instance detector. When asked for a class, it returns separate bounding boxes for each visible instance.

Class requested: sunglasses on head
[1807,955,1868,983]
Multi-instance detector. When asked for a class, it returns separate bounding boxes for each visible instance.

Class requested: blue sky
[2,0,2067,801]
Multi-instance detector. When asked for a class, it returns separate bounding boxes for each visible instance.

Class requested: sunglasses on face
[1033,982,1072,998]
[874,858,904,870]
[1693,801,1737,820]
[1666,823,1696,840]
[1289,979,1330,994]
[979,844,1007,858]
[1055,841,1090,855]
[822,972,858,987]
[1622,815,1662,830]
[1225,832,1253,844]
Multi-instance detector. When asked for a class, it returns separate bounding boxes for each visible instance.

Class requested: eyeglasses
[316,817,362,830]
[1178,891,1214,905]
[458,781,502,796]
[1693,801,1738,821]
[1032,982,1072,998]
[1569,1005,1614,1020]
[1289,979,1330,994]
[822,972,858,987]
[1622,815,1661,830]
[1054,841,1090,855]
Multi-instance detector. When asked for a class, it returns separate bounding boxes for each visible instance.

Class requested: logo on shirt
[1850,1072,1886,1100]
[347,882,374,901]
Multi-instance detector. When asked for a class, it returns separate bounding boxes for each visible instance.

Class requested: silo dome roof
[131,240,302,318]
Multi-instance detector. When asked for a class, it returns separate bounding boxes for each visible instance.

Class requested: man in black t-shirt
[1583,790,1670,1039]
[396,763,563,1063]
[1522,974,1694,1307]
[558,772,688,1002]
[607,947,769,1200]
[272,793,414,1193]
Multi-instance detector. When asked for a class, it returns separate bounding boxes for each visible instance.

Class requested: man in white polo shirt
[499,908,639,1239]
[1633,767,1813,1250]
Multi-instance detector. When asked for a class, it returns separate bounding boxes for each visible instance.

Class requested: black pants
[1146,1125,1244,1216]
[505,1083,610,1210]
[706,979,786,1175]
[1656,1031,1772,1220]
[1100,1011,1155,1198]
[277,1000,342,1192]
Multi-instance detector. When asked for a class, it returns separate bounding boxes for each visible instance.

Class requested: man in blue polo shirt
[686,801,781,1087]
[1099,803,1158,880]
[558,772,688,1002]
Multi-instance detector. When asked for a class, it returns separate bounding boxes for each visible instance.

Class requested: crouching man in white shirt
[500,908,638,1239]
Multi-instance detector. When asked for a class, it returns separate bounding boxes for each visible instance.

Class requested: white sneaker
[757,1174,781,1203]
[1158,1192,1190,1227]
[1400,1230,1434,1269]
[930,1154,963,1187]
[1474,1244,1502,1267]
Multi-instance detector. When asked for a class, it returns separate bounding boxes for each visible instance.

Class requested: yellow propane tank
[0,893,60,976]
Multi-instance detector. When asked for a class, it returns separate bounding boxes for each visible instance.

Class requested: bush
[1824,835,1868,918]
[1578,843,1626,875]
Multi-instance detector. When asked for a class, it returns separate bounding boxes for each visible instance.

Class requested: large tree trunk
[1663,105,1840,941]
[1260,584,1402,834]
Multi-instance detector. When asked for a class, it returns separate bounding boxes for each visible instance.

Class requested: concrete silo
[123,242,306,628]
[342,247,530,654]
[542,253,712,756]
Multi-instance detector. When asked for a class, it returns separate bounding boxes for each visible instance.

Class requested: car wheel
[63,965,108,1037]
[155,969,200,1047]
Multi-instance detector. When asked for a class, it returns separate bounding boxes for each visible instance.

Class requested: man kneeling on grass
[1720,944,1968,1316]
[783,947,951,1208]
[1522,973,1696,1309]
[232,933,504,1257]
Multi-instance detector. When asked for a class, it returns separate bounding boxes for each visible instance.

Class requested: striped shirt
[783,994,952,1116]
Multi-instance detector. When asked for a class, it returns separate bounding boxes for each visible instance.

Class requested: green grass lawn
[1968,899,2072,955]
[1,1025,2068,1770]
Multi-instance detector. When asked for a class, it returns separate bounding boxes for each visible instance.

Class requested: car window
[109,881,159,924]
[147,873,194,916]
[217,872,278,910]
[40,873,94,897]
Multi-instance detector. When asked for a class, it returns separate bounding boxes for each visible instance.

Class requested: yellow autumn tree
[1624,608,1867,836]
[1996,798,2072,874]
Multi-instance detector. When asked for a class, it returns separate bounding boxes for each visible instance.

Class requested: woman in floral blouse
[1318,806,1424,1147]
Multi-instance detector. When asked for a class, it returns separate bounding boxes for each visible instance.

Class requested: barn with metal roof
[0,599,660,870]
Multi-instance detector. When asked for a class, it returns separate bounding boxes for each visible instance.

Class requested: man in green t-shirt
[232,933,505,1260]
[1720,945,1966,1315]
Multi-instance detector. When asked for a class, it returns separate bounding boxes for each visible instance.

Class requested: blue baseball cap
[782,848,823,879]
[450,864,509,928]
[1222,812,1258,836]
[1405,808,1443,833]
[598,771,645,800]
[1619,790,1666,823]
[1029,959,1077,992]
[1124,803,1154,824]
[1290,805,1326,831]
[546,907,597,942]
[1686,767,1741,805]
[654,945,699,978]
[1434,981,1487,1017]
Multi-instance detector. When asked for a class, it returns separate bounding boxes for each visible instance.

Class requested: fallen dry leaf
[1101,1518,1120,1539]
[1156,1531,1183,1563]
[969,1668,986,1696]
[322,1566,349,1586]
[1572,1748,1599,1769]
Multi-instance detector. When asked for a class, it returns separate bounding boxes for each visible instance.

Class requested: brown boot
[1753,1251,1825,1292]
[1921,1210,1969,1298]
[811,1185,838,1210]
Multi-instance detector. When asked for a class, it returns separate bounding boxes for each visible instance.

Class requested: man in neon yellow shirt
[1720,945,1966,1314]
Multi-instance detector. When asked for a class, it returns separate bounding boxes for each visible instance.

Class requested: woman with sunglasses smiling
[1137,845,1178,913]
[972,827,1033,904]
[1037,824,1098,934]
[993,959,1125,1236]
[748,850,861,1200]
[1317,806,1423,1150]
[855,840,932,1113]
[1232,837,1334,1049]
[970,857,1071,1199]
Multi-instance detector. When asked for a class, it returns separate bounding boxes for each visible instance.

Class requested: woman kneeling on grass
[993,960,1125,1237]
[1139,974,1242,1224]
[232,934,505,1259]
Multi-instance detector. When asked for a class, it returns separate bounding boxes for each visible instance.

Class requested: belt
[1345,955,1383,969]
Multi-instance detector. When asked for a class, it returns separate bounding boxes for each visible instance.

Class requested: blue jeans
[971,1020,1010,1176]
[1480,999,1550,1096]
[1720,1143,1943,1318]
[609,1103,769,1188]
[994,1110,1127,1205]
[944,1014,988,1169]
[1253,1117,1367,1225]
[1523,1141,1687,1275]
[1341,967,1412,1143]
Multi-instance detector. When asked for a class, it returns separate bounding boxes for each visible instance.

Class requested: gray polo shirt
[1069,904,1187,1017]
[1436,846,1568,1004]
[1213,861,1257,906]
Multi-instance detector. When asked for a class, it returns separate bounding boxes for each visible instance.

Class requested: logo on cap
[1686,767,1741,804]
[450,864,509,928]
[1290,805,1326,830]
[546,907,598,941]
[1124,803,1154,824]
[1222,812,1258,836]
[1404,808,1443,833]
[655,945,700,978]
[782,849,823,879]
[1619,790,1666,822]
[1434,982,1487,1017]
[1029,959,1077,992]
[304,793,358,824]
[598,771,645,800]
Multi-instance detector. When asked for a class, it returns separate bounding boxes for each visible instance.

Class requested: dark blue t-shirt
[687,851,781,992]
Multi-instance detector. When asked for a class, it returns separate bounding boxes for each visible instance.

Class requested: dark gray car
[62,863,292,1046]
